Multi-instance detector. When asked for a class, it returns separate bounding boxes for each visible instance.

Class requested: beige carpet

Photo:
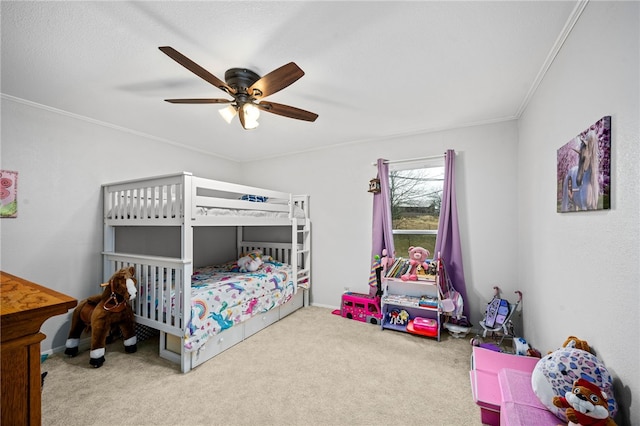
[41,306,483,426]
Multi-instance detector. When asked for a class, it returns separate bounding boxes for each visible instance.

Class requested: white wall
[518,2,639,424]
[0,98,240,353]
[241,120,520,327]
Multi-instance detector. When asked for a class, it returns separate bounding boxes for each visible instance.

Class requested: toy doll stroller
[478,286,522,345]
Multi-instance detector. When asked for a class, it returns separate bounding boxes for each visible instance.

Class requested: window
[389,159,444,260]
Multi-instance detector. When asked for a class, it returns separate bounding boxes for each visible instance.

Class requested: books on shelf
[384,257,436,280]
[382,294,439,309]
[383,294,420,306]
[385,257,409,278]
[419,295,439,308]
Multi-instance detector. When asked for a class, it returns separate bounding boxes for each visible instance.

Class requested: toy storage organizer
[102,172,311,373]
[380,261,442,340]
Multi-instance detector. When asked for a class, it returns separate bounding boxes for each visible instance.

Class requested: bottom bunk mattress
[185,257,296,352]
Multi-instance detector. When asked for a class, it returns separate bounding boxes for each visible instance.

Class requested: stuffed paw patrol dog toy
[553,378,617,425]
[64,266,138,368]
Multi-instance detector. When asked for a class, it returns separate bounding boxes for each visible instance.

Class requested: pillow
[240,194,268,202]
[531,341,617,422]
[266,198,289,205]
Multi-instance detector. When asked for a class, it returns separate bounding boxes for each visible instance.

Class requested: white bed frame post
[291,217,299,286]
[182,172,194,266]
[294,195,311,306]
[302,221,311,307]
[236,227,244,257]
[154,172,194,374]
[103,187,115,281]
[179,172,194,373]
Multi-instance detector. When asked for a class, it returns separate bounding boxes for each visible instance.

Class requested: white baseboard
[310,302,339,310]
[42,337,91,357]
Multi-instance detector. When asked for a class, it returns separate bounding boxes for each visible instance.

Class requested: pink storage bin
[413,317,437,331]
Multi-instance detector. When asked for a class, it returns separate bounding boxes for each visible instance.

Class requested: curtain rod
[371,153,445,166]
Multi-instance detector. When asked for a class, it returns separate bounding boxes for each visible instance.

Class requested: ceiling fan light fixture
[242,103,260,130]
[219,105,237,124]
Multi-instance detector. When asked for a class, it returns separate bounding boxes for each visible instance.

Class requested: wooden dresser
[0,271,77,426]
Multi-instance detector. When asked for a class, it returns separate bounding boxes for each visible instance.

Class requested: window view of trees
[390,165,444,259]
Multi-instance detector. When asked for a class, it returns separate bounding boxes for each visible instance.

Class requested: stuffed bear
[65,266,138,368]
[553,378,617,425]
[401,246,431,281]
[237,250,264,272]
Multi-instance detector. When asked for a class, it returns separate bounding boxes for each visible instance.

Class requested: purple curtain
[434,150,470,320]
[370,159,395,296]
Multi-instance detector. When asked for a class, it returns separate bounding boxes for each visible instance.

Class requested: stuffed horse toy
[65,266,138,368]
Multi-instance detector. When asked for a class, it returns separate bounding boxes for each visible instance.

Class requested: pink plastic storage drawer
[413,317,437,331]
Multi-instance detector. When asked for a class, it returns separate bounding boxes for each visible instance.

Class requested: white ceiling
[1,1,581,162]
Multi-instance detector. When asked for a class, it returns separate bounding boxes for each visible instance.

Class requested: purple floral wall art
[557,116,611,213]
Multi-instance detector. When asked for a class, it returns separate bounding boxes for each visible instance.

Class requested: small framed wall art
[0,170,18,218]
[557,116,611,213]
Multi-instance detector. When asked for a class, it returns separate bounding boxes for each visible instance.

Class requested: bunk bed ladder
[295,219,311,307]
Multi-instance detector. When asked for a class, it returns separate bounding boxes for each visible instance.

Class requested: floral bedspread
[184,259,295,352]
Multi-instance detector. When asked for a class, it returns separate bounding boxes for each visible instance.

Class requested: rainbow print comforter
[184,259,295,352]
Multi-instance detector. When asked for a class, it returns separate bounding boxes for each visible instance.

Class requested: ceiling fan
[159,46,318,130]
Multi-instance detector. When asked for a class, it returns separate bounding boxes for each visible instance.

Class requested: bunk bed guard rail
[103,252,191,338]
[103,172,307,225]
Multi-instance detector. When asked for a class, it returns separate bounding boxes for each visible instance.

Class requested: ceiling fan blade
[249,62,304,99]
[159,46,235,94]
[257,101,318,122]
[164,98,232,104]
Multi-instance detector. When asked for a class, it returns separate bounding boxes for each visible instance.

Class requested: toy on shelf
[407,316,438,337]
[336,292,382,325]
[387,309,409,326]
[418,295,439,308]
[401,246,431,281]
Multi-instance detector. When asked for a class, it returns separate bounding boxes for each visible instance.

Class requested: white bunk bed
[102,172,311,373]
